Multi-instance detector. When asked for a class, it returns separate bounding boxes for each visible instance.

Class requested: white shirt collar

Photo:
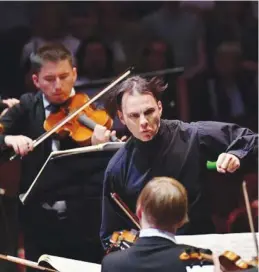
[139,228,176,243]
[42,88,76,109]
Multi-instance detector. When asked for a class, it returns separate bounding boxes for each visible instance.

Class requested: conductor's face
[118,92,162,142]
[32,60,77,104]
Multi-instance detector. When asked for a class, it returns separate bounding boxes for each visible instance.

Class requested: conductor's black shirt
[100,120,257,248]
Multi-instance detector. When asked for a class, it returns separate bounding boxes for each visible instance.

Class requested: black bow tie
[46,103,62,113]
[46,99,71,113]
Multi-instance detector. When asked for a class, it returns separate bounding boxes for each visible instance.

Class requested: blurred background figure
[206,41,258,130]
[142,1,206,80]
[76,37,114,88]
[136,38,178,120]
[68,2,99,42]
[21,2,80,64]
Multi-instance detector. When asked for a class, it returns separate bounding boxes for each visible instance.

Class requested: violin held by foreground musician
[100,75,258,247]
[102,176,201,272]
[0,43,130,270]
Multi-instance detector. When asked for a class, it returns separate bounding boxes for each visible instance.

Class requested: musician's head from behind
[31,43,77,104]
[106,76,167,142]
[136,176,189,233]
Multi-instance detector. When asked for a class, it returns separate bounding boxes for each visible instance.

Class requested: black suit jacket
[0,91,118,264]
[0,91,52,193]
[101,237,190,272]
[0,92,113,241]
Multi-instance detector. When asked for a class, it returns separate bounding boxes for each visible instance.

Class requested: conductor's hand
[4,135,34,156]
[91,124,117,145]
[216,153,240,174]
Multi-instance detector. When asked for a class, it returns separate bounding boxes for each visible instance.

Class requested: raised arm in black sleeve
[196,121,257,168]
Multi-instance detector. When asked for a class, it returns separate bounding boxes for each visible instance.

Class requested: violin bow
[10,67,133,160]
[0,254,57,272]
[242,181,259,258]
[110,192,141,229]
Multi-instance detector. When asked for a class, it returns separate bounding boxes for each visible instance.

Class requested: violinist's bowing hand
[216,153,240,174]
[4,135,34,156]
[91,124,116,145]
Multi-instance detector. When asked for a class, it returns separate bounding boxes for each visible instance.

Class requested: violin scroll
[179,247,213,268]
[180,248,258,271]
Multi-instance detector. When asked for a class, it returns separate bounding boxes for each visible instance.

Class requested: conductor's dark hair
[30,43,73,74]
[105,76,167,118]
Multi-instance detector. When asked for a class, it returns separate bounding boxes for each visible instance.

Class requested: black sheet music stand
[19,142,124,205]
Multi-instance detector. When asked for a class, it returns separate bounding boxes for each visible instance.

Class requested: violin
[106,229,139,254]
[180,248,258,271]
[8,67,133,160]
[44,92,115,146]
[105,192,141,254]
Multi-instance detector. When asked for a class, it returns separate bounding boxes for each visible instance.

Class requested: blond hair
[137,177,188,231]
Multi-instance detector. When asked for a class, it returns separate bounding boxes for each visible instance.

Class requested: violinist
[0,43,118,270]
[100,75,258,248]
[102,176,196,272]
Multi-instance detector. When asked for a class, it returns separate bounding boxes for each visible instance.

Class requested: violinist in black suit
[0,43,119,270]
[101,176,193,272]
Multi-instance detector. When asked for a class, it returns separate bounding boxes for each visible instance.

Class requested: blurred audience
[205,1,258,74]
[68,2,99,42]
[75,36,114,102]
[76,37,114,83]
[21,3,80,64]
[206,41,257,130]
[142,1,206,79]
[136,38,179,120]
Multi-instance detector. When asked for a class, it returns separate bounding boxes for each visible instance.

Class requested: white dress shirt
[139,228,176,244]
[41,88,75,216]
